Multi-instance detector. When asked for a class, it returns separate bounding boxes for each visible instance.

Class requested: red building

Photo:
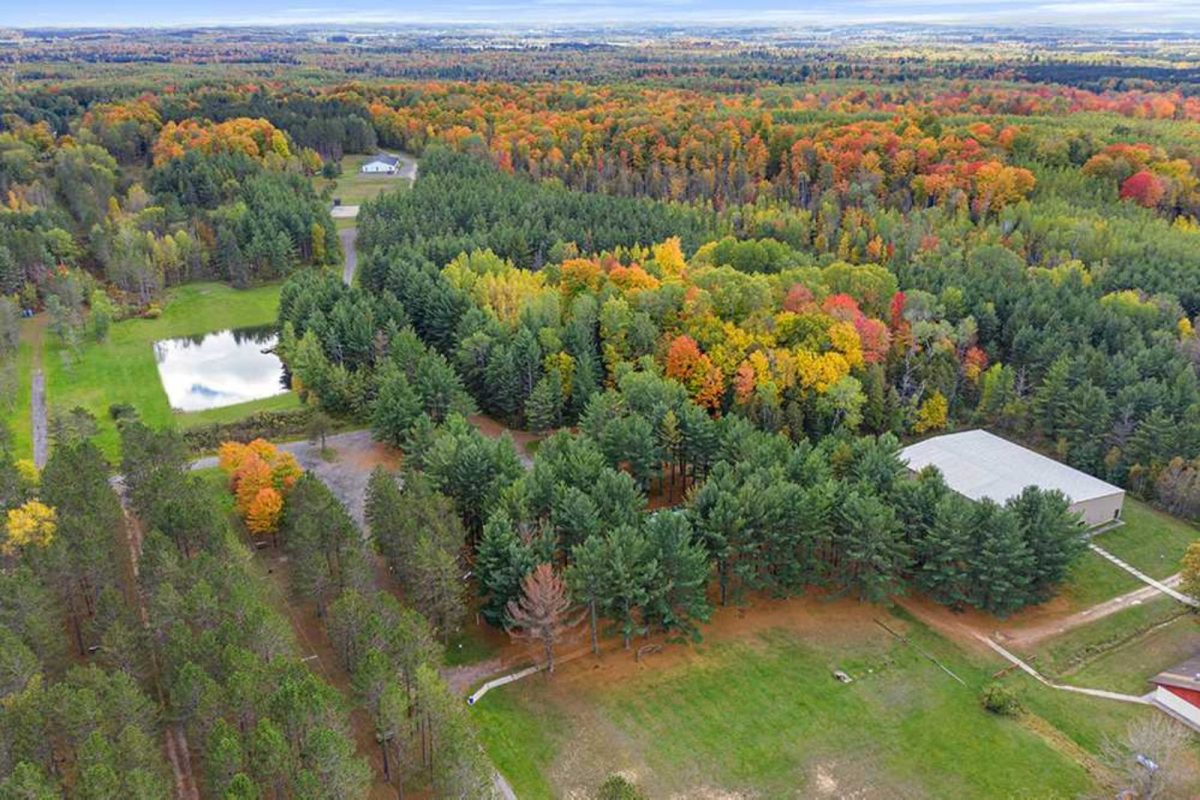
[1149,654,1200,731]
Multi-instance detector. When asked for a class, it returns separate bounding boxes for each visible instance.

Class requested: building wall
[1155,685,1200,729]
[1070,491,1125,528]
[361,162,394,173]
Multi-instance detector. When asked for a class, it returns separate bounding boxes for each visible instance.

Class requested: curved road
[335,152,415,288]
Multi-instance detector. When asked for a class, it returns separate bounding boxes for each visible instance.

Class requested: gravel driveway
[192,429,397,528]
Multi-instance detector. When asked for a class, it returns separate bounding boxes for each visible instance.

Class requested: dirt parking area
[193,429,399,528]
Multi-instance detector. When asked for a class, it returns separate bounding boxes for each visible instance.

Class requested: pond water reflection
[154,326,289,412]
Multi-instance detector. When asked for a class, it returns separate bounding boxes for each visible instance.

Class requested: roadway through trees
[341,227,357,286]
[29,315,48,468]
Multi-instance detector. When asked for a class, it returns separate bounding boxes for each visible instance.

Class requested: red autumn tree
[1120,170,1166,208]
[854,316,891,364]
[822,293,861,322]
[782,284,815,313]
[505,564,582,674]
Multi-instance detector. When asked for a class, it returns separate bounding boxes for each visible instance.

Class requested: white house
[361,154,400,174]
[899,430,1125,528]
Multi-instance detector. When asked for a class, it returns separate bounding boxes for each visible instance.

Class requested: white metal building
[899,430,1124,528]
[360,154,400,174]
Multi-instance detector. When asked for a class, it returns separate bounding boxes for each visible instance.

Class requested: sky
[7,0,1200,30]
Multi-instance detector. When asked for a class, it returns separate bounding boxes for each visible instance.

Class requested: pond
[154,325,289,412]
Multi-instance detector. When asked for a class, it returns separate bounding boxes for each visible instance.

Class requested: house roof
[899,430,1123,507]
[1151,654,1200,693]
[364,154,400,167]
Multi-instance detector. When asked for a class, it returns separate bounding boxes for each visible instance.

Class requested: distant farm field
[471,598,1134,799]
[6,282,291,461]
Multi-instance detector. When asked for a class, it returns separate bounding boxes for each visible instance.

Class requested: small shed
[361,154,400,174]
[899,430,1124,528]
[1149,654,1200,731]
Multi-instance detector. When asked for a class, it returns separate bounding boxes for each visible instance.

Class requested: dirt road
[896,573,1187,657]
[340,227,357,286]
[29,315,48,468]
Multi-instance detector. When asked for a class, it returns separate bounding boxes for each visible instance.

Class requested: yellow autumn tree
[914,391,949,434]
[475,270,547,325]
[652,237,687,277]
[246,438,279,462]
[312,223,327,264]
[15,459,39,490]
[4,500,56,556]
[1180,541,1200,601]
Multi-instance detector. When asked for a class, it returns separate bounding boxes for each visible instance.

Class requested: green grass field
[1010,672,1155,756]
[1058,550,1143,610]
[473,613,1114,799]
[173,390,301,428]
[5,323,38,460]
[319,154,413,206]
[8,283,291,461]
[1069,613,1200,695]
[1023,596,1187,682]
[1056,497,1197,610]
[1094,499,1199,579]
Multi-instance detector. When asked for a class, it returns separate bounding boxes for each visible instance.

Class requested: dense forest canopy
[3,34,1200,532]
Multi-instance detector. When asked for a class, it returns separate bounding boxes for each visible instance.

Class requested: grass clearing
[319,154,413,206]
[5,321,38,459]
[473,609,1100,799]
[446,624,503,667]
[174,390,302,428]
[1008,673,1154,755]
[473,687,568,799]
[1093,498,1198,580]
[1055,497,1196,610]
[1058,549,1143,610]
[11,283,288,461]
[1022,596,1187,684]
[1070,613,1200,695]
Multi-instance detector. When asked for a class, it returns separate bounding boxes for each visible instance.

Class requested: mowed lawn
[1017,599,1185,681]
[1057,497,1197,610]
[473,613,1101,799]
[1070,612,1200,696]
[5,321,39,460]
[319,154,413,207]
[20,283,295,461]
[1093,498,1199,579]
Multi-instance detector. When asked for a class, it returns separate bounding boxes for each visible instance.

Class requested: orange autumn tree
[152,117,295,167]
[218,439,301,539]
[665,335,725,413]
[246,487,284,541]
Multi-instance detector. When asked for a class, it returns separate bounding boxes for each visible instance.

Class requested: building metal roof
[899,430,1124,506]
[1150,654,1200,693]
[363,154,400,167]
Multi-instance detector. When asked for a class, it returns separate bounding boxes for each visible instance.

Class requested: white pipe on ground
[467,664,541,706]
